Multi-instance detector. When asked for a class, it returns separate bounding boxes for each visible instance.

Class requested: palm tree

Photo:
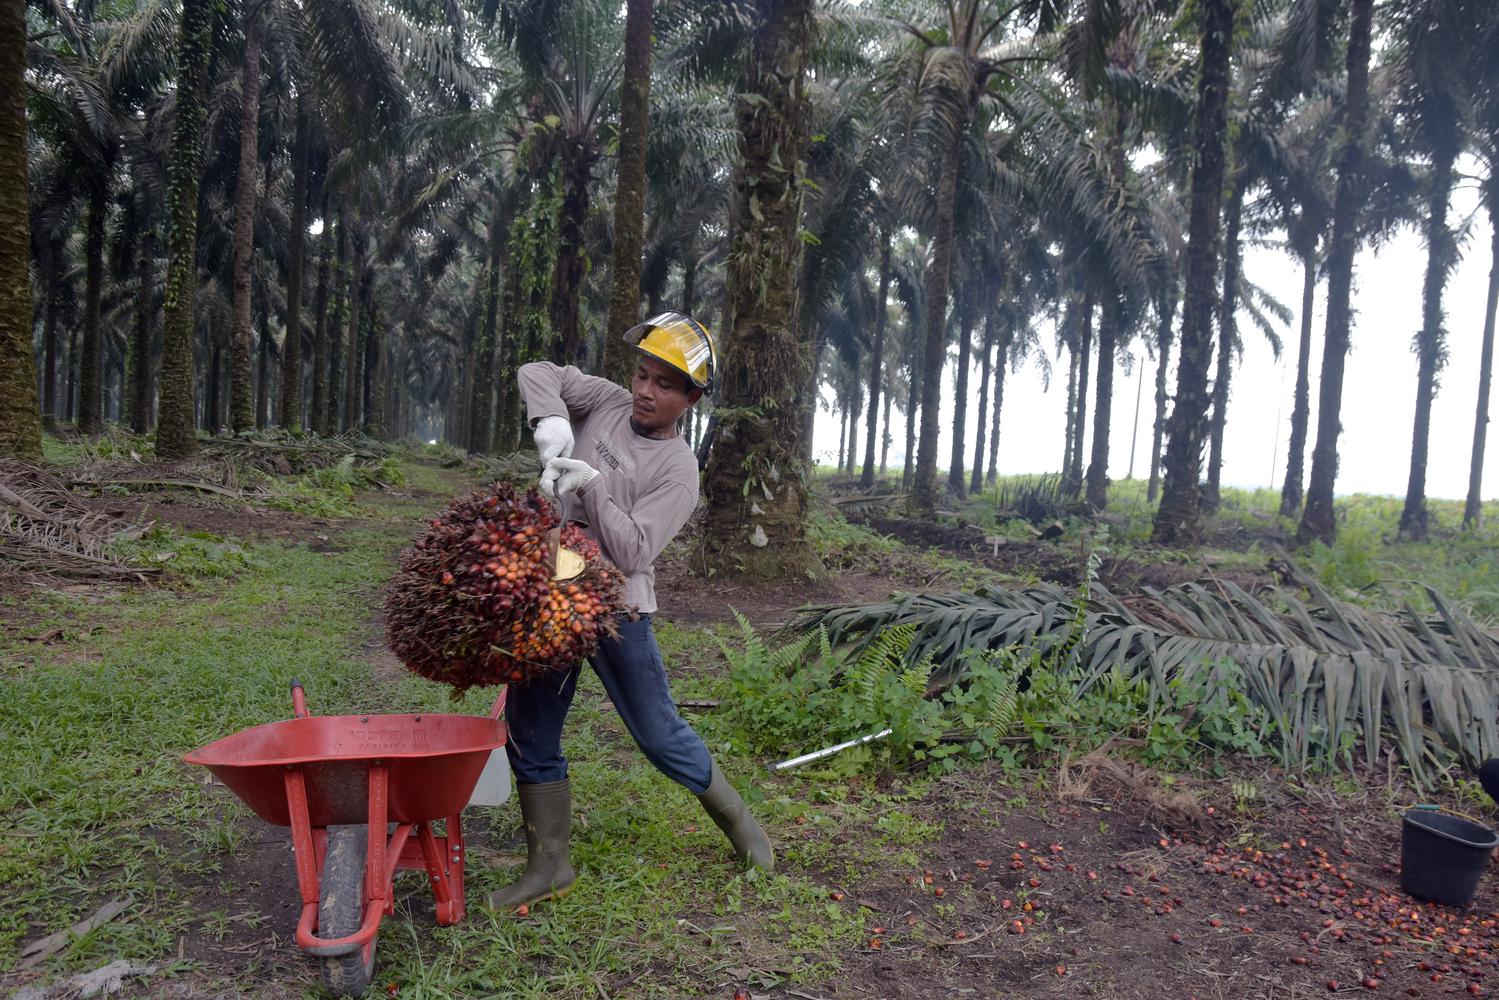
[491,0,625,367]
[1464,54,1499,529]
[229,10,263,434]
[156,0,217,460]
[701,0,818,578]
[602,0,653,384]
[1269,99,1335,517]
[1466,171,1498,530]
[24,10,129,436]
[1298,0,1378,546]
[1151,0,1241,545]
[1395,0,1472,540]
[278,101,308,431]
[0,0,41,459]
[889,0,1060,515]
[860,225,893,487]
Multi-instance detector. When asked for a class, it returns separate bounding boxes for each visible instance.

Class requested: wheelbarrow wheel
[318,825,375,998]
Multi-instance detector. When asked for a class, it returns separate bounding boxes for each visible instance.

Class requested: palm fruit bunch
[384,483,625,692]
[500,523,622,667]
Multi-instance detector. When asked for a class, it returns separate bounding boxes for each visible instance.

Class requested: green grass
[0,522,421,971]
[1,469,867,996]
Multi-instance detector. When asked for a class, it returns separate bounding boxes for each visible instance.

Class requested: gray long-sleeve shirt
[518,362,699,614]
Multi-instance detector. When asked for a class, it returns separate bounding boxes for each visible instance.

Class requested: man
[490,312,774,912]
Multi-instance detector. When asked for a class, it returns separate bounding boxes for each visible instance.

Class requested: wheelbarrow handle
[290,678,309,719]
[488,685,508,720]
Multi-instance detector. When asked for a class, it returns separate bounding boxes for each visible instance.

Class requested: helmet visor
[625,312,715,389]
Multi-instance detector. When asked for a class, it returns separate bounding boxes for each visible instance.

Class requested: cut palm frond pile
[465,450,547,487]
[66,433,397,502]
[827,490,907,517]
[788,579,1499,785]
[0,461,157,580]
[200,432,392,476]
[69,457,248,497]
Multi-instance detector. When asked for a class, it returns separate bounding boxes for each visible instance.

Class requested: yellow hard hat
[624,312,717,392]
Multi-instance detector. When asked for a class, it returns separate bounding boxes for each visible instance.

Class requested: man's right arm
[518,363,631,428]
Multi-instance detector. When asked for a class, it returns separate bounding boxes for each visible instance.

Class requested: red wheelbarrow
[184,680,508,997]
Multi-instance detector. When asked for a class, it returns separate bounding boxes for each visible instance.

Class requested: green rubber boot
[697,761,774,871]
[487,779,576,910]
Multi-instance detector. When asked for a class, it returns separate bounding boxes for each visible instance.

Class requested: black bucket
[1400,808,1499,907]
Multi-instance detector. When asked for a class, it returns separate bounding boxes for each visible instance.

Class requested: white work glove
[532,415,574,465]
[539,457,599,498]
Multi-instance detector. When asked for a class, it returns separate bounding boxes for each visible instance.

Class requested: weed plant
[715,612,1273,779]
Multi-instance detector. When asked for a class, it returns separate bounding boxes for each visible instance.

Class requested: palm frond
[788,579,1499,785]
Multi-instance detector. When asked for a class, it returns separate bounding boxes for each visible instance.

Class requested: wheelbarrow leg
[415,818,465,925]
[284,767,322,938]
[365,763,389,914]
[447,814,466,924]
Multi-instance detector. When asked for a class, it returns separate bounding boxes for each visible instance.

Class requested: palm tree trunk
[1086,292,1117,510]
[881,385,892,476]
[155,0,213,458]
[550,145,595,367]
[1152,0,1238,545]
[470,205,504,453]
[947,297,974,499]
[0,0,39,459]
[1399,146,1456,540]
[913,124,962,515]
[1087,102,1130,510]
[861,228,891,486]
[343,224,363,432]
[127,226,154,434]
[1298,0,1375,546]
[495,257,525,456]
[327,214,347,433]
[206,341,222,433]
[903,365,918,491]
[229,18,261,435]
[987,330,1007,488]
[837,402,847,471]
[280,101,308,430]
[1066,295,1092,499]
[701,0,816,579]
[1204,178,1245,514]
[363,299,381,436]
[1280,243,1317,516]
[971,310,993,495]
[67,320,79,423]
[1148,291,1175,503]
[1463,190,1498,530]
[79,188,106,435]
[603,0,653,383]
[1062,332,1077,475]
[42,270,60,432]
[256,307,271,430]
[846,385,860,475]
[309,203,332,434]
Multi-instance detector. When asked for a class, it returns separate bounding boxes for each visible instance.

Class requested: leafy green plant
[108,525,262,578]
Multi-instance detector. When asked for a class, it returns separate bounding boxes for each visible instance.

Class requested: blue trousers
[504,615,713,794]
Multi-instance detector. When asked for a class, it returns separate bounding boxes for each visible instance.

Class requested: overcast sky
[815,168,1497,506]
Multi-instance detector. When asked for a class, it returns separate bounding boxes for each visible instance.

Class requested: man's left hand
[540,457,599,498]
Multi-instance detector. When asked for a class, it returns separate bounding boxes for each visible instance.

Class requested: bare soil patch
[800,762,1499,1000]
